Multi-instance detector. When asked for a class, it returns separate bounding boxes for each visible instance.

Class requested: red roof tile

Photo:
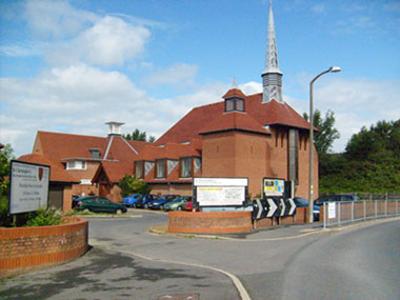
[156,92,310,144]
[222,88,246,99]
[199,112,271,135]
[18,154,78,183]
[138,142,200,161]
[95,160,133,183]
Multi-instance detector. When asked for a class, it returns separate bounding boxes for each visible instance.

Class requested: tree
[118,175,151,197]
[124,129,155,143]
[303,109,340,155]
[0,144,14,222]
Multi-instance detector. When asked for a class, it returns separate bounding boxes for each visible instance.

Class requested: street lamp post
[308,66,341,223]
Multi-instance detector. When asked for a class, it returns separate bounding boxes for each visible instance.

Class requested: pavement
[1,210,399,300]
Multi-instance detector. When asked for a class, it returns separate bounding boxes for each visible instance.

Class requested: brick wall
[201,127,319,200]
[168,211,253,234]
[150,184,192,196]
[0,217,88,277]
[62,185,73,212]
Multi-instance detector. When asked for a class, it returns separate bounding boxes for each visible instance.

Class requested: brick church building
[19,2,318,210]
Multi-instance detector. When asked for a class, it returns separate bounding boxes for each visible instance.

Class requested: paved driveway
[1,210,400,300]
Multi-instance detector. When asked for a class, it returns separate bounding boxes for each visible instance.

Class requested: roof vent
[106,121,124,136]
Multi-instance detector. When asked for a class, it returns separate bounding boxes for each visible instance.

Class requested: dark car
[76,196,127,214]
[315,194,359,206]
[293,197,320,221]
[134,194,157,209]
[72,195,96,208]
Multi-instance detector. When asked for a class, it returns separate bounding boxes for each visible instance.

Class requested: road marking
[90,239,251,300]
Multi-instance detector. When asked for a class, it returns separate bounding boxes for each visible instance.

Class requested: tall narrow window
[180,157,192,178]
[135,161,144,179]
[288,129,299,185]
[155,159,166,178]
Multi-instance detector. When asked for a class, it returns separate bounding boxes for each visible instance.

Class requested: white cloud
[143,63,199,87]
[45,16,151,66]
[0,64,227,156]
[0,45,40,57]
[285,78,400,152]
[24,0,97,39]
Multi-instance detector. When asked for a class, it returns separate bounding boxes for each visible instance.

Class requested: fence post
[351,201,354,222]
[338,202,341,226]
[364,200,366,220]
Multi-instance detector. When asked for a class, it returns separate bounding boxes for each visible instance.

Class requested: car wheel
[177,206,182,211]
[116,209,123,215]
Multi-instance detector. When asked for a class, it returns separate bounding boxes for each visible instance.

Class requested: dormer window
[225,97,244,112]
[89,148,101,159]
[222,88,246,113]
[66,160,86,170]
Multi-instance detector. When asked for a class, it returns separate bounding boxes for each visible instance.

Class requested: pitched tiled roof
[18,154,78,183]
[137,142,201,161]
[222,88,246,99]
[94,160,133,183]
[34,131,107,161]
[199,112,271,135]
[156,93,310,145]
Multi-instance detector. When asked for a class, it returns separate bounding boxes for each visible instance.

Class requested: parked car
[164,196,192,211]
[76,196,127,214]
[134,194,157,208]
[183,199,193,211]
[293,197,320,221]
[122,193,142,207]
[315,194,359,206]
[72,195,96,208]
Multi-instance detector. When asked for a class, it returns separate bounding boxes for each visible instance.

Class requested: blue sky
[1,0,399,156]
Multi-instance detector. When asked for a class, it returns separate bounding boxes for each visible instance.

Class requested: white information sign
[263,178,285,197]
[194,178,247,206]
[10,161,50,214]
[328,202,336,219]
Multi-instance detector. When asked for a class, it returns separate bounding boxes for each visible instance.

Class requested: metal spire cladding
[262,0,283,103]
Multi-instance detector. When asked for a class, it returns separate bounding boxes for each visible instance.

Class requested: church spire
[262,0,283,103]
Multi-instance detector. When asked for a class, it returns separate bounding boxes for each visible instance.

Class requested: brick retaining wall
[168,211,253,234]
[0,217,88,277]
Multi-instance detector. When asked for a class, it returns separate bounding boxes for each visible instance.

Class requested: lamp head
[329,66,342,73]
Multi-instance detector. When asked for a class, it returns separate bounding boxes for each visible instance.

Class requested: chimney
[105,121,124,136]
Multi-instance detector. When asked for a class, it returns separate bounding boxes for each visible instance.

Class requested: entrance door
[49,184,63,210]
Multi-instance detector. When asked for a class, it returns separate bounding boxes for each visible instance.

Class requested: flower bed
[0,217,88,277]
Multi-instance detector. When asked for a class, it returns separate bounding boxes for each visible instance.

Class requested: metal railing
[323,199,400,228]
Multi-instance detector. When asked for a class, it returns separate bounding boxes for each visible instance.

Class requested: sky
[0,0,399,156]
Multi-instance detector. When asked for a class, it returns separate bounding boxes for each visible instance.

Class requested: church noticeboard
[9,160,50,214]
[194,178,248,207]
[263,178,285,197]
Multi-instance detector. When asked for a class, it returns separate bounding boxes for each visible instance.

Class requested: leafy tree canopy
[118,175,150,197]
[124,129,155,143]
[303,109,340,155]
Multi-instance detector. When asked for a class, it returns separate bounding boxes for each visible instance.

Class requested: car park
[134,194,157,208]
[164,196,191,211]
[76,196,127,214]
[122,193,142,207]
[293,197,320,221]
[315,194,359,206]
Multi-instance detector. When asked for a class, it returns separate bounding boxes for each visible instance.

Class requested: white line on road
[90,239,251,300]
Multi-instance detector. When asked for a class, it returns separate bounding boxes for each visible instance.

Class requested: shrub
[118,175,151,196]
[26,208,62,227]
